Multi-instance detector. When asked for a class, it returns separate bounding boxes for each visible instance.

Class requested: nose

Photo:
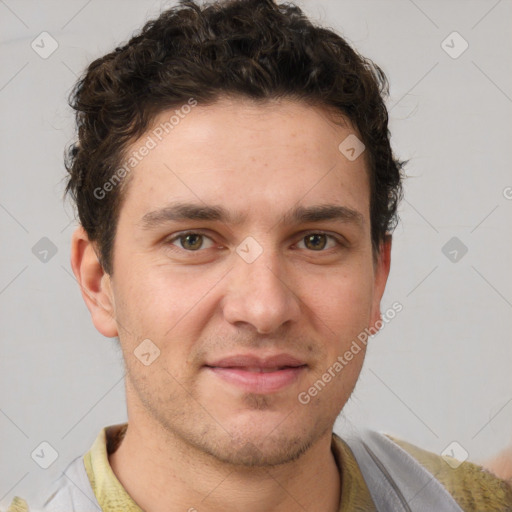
[221,246,302,334]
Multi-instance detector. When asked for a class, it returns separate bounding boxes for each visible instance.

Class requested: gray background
[1,0,511,506]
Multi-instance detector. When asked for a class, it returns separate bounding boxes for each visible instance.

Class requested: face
[75,97,390,467]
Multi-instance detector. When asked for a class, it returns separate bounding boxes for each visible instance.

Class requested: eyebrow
[139,202,364,230]
[282,204,364,226]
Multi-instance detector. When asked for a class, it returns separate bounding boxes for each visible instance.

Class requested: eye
[168,232,215,251]
[296,232,342,251]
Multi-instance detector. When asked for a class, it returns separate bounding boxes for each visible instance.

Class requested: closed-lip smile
[204,353,307,393]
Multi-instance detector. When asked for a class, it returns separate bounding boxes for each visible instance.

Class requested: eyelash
[165,230,346,253]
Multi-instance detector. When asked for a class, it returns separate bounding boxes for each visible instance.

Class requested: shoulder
[386,434,512,512]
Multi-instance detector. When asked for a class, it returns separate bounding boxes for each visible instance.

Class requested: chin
[192,410,327,468]
[203,430,314,467]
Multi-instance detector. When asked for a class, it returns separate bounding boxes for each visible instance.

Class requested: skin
[71,96,391,512]
[484,446,512,483]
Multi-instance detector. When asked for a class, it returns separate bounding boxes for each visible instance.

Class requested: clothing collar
[83,423,376,512]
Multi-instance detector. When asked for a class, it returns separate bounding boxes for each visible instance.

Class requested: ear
[70,226,118,338]
[369,235,392,330]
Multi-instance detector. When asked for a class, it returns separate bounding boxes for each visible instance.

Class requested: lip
[207,353,306,369]
[204,353,307,394]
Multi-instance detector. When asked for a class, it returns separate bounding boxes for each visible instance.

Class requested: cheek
[112,265,215,361]
[114,262,192,320]
[111,271,176,345]
[303,264,374,332]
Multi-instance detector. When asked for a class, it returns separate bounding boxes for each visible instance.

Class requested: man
[7,0,512,510]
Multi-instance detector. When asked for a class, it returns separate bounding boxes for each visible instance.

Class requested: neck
[108,419,341,512]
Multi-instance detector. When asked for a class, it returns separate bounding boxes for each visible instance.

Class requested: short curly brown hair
[64,0,405,275]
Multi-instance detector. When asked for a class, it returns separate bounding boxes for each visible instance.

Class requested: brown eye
[296,233,341,251]
[304,234,328,250]
[181,234,203,250]
[170,232,214,251]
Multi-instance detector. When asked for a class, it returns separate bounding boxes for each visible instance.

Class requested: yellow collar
[83,423,376,512]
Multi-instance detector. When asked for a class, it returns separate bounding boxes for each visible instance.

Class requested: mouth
[204,354,308,394]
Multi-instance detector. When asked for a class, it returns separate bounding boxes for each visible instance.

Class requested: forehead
[118,97,370,227]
